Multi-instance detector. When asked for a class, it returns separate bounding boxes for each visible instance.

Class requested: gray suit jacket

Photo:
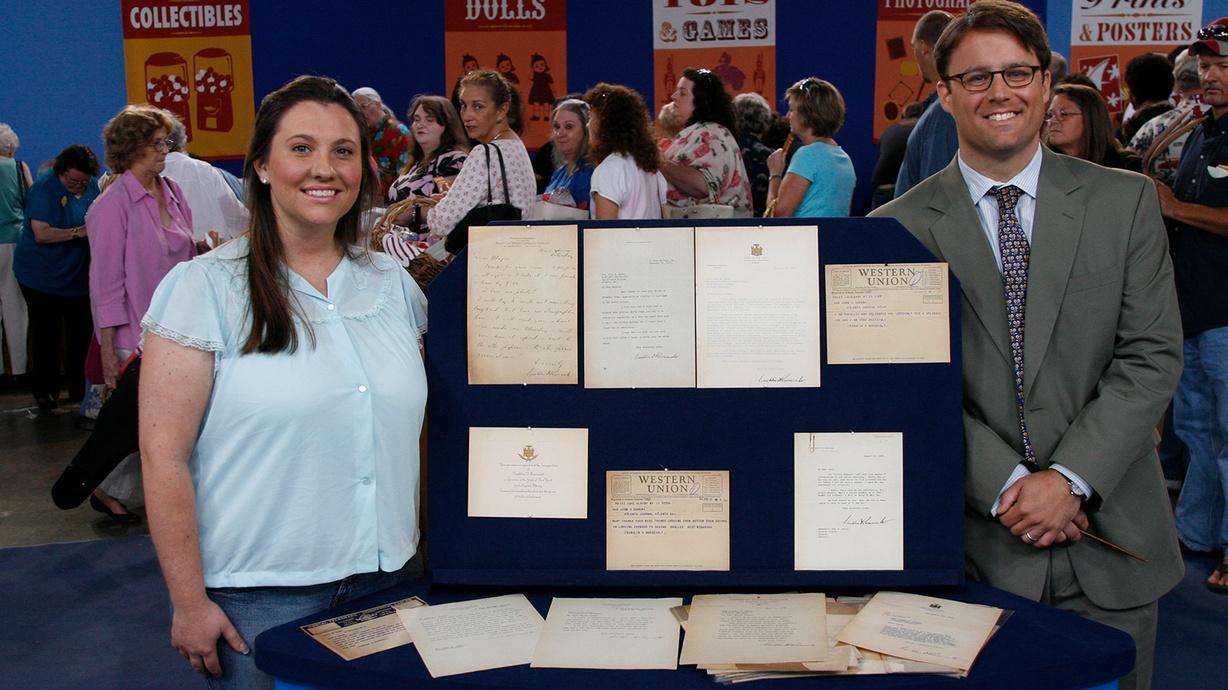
[871,148,1183,609]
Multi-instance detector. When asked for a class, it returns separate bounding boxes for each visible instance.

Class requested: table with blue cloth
[255,579,1131,689]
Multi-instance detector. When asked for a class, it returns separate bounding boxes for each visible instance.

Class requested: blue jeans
[202,552,423,690]
[1173,328,1228,553]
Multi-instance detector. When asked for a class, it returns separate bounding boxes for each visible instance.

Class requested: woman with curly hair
[85,104,199,522]
[584,84,667,220]
[660,67,752,216]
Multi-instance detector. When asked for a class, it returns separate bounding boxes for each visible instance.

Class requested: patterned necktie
[991,185,1038,471]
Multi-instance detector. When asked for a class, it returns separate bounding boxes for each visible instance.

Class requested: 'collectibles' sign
[652,0,776,114]
[121,0,255,160]
[1070,0,1203,115]
[445,0,568,151]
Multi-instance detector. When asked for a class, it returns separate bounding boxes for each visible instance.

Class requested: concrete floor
[0,382,147,548]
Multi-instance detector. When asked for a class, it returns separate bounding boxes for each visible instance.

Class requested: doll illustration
[663,56,677,104]
[496,53,520,84]
[712,52,746,90]
[528,53,555,121]
[461,53,479,74]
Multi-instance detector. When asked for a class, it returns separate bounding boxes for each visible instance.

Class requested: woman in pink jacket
[85,104,197,522]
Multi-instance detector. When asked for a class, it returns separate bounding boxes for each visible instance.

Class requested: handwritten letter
[468,225,579,385]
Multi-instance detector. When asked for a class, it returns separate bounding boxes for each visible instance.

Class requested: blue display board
[426,217,965,589]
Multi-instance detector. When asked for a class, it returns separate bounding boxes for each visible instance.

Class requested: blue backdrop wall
[18,0,1183,215]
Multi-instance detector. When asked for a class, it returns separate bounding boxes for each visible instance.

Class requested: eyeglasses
[943,65,1042,92]
[1044,108,1082,122]
[1198,24,1228,41]
[149,138,170,152]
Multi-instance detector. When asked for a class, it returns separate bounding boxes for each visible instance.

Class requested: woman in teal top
[764,77,856,218]
[0,123,33,380]
[13,145,101,409]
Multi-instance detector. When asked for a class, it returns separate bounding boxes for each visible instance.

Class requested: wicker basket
[369,196,449,292]
[369,196,438,251]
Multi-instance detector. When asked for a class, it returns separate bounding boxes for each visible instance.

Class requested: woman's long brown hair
[240,75,376,354]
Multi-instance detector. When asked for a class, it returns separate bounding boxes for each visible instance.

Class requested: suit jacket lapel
[1024,150,1084,393]
[926,162,1011,365]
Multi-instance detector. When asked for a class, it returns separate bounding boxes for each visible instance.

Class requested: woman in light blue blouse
[140,76,428,689]
[764,77,856,218]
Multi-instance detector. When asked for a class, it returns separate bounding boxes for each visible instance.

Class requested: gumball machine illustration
[193,48,235,132]
[144,52,192,141]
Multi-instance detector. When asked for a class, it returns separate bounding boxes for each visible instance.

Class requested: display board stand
[426,218,965,589]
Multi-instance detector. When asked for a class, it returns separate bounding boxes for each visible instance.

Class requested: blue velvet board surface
[255,580,1134,690]
[426,217,966,589]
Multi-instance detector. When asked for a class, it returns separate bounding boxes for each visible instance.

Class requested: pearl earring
[260,177,268,184]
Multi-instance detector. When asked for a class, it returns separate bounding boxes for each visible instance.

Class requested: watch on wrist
[1065,477,1085,499]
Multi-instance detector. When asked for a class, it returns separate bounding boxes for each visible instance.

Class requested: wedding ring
[1024,531,1037,542]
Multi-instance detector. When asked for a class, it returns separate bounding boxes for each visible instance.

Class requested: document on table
[794,432,904,571]
[679,593,828,665]
[468,427,588,519]
[467,224,579,385]
[825,262,949,364]
[299,596,427,661]
[531,597,684,670]
[397,594,544,678]
[583,226,696,389]
[694,226,820,388]
[836,591,1002,673]
[606,470,729,571]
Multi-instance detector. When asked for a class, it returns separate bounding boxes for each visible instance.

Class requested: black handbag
[444,143,522,254]
[51,357,141,509]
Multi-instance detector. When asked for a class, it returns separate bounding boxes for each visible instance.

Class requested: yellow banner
[122,1,254,160]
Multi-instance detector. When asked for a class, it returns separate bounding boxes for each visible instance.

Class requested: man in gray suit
[871,3,1183,689]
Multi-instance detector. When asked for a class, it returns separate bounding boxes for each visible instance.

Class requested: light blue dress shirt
[953,145,1094,511]
[142,237,428,588]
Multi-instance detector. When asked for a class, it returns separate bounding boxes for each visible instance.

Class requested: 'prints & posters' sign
[1072,0,1202,45]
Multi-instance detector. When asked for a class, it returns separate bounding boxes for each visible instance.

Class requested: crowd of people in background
[3,4,1228,686]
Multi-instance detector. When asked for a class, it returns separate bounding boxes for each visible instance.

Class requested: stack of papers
[392,594,685,678]
[676,591,1005,683]
[300,590,1004,682]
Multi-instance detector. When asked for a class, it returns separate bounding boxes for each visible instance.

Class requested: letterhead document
[825,262,950,364]
[397,594,544,678]
[583,227,696,388]
[299,596,426,661]
[606,470,730,571]
[531,597,684,670]
[835,591,1002,673]
[467,225,579,385]
[679,593,828,665]
[694,226,820,388]
[794,432,904,571]
[468,427,588,519]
